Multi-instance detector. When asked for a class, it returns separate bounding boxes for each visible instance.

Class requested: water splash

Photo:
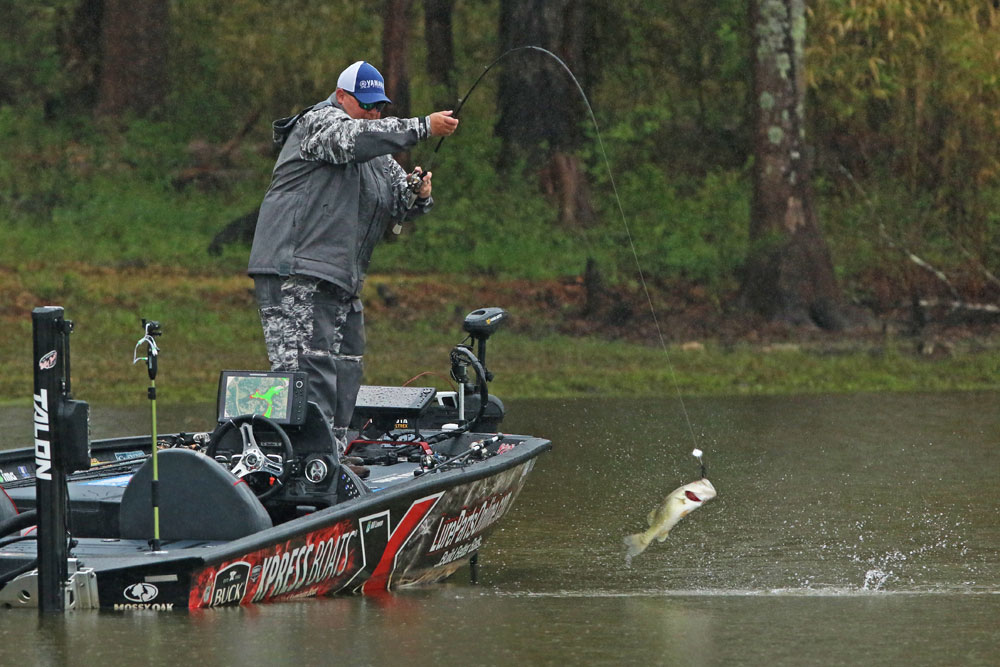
[848,511,972,591]
[863,568,891,591]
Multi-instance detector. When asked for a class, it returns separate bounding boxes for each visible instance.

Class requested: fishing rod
[401,46,572,212]
[133,319,163,553]
[413,45,703,454]
[416,46,586,179]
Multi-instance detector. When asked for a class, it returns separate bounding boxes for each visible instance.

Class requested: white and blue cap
[337,61,392,105]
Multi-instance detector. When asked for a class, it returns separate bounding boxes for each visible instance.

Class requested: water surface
[1,393,997,665]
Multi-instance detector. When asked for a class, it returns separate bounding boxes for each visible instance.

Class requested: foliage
[590,164,749,287]
[0,1,79,106]
[589,0,751,176]
[807,1,1000,289]
[170,0,383,127]
[1,1,999,304]
[4,2,1000,403]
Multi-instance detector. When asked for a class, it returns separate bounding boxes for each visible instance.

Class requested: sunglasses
[349,93,388,112]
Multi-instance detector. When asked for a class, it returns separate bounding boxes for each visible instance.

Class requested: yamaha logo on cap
[337,61,392,105]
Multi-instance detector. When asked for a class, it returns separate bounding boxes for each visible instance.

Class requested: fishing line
[427,45,701,452]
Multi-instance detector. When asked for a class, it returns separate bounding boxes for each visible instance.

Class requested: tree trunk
[496,0,594,226]
[381,0,413,119]
[381,0,413,164]
[95,0,169,118]
[424,0,456,109]
[47,0,104,118]
[743,0,844,329]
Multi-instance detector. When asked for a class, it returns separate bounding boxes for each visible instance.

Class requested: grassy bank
[1,263,998,408]
[5,108,1000,412]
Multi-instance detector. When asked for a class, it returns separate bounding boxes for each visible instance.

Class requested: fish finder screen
[217,371,308,425]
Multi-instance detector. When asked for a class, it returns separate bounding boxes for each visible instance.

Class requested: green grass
[2,263,999,409]
[2,112,999,409]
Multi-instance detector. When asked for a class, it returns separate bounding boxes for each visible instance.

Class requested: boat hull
[1,438,548,611]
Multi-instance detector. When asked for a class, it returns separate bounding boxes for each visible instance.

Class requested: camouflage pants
[254,275,365,452]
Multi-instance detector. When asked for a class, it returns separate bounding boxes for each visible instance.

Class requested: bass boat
[0,306,550,611]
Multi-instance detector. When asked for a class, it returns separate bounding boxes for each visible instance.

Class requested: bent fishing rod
[403,46,580,205]
[410,45,702,454]
[417,46,592,177]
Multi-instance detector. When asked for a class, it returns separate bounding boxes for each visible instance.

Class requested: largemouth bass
[623,477,716,564]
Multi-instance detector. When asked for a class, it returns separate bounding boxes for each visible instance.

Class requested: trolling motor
[411,308,509,475]
[442,308,507,435]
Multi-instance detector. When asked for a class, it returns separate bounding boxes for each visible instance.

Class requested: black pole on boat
[32,307,68,612]
[133,320,162,552]
[32,306,91,613]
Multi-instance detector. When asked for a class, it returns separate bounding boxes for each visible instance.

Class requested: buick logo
[124,582,159,603]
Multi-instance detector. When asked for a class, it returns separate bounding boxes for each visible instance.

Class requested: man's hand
[429,110,459,137]
[411,167,433,199]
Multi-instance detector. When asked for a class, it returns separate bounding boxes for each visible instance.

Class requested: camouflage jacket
[248,101,433,295]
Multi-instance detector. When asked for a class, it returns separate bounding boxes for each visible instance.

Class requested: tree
[495,0,594,226]
[742,0,843,329]
[807,1,1000,283]
[47,0,103,117]
[381,0,414,120]
[423,0,457,109]
[95,0,169,117]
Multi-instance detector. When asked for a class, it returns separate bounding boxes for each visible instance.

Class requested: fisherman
[248,61,459,468]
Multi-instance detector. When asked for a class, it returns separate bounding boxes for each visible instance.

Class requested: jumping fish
[623,476,716,565]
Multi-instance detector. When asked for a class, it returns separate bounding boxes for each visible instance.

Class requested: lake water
[1,393,998,666]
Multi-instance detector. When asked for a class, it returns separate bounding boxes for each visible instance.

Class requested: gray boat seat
[119,448,272,541]
[0,488,18,524]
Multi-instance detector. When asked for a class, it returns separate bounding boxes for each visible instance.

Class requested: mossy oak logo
[124,582,159,603]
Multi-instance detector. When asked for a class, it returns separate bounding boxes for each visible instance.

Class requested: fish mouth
[684,490,702,502]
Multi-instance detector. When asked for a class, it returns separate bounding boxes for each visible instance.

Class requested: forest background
[1,0,999,406]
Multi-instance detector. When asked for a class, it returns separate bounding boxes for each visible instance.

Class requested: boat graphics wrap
[190,511,389,608]
[188,459,536,607]
[385,459,536,588]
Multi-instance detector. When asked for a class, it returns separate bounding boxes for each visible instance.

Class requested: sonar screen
[217,370,308,426]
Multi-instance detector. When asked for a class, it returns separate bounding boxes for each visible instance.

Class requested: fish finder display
[217,370,308,425]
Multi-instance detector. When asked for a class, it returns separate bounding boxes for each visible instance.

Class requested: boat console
[2,307,516,536]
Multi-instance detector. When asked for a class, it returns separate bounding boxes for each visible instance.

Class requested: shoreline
[2,264,998,405]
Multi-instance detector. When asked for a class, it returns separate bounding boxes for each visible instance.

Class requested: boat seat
[119,448,272,542]
[0,487,19,534]
[0,487,17,521]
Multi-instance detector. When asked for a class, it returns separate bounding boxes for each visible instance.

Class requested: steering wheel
[205,414,294,500]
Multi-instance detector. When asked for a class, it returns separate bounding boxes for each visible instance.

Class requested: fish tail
[623,532,650,565]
